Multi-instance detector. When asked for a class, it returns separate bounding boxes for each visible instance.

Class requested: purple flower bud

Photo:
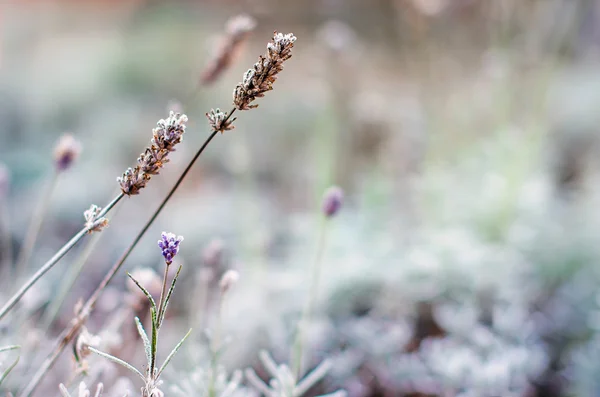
[322,186,344,218]
[158,232,184,264]
[54,134,81,172]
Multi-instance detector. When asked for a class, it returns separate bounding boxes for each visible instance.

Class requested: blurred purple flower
[54,134,81,172]
[158,232,184,264]
[322,186,344,218]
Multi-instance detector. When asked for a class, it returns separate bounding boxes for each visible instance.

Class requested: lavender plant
[0,112,188,321]
[20,30,297,396]
[88,232,190,397]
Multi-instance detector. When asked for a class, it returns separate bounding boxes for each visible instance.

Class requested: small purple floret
[322,186,344,218]
[158,232,184,264]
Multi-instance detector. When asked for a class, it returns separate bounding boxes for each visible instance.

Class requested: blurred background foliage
[3,0,600,396]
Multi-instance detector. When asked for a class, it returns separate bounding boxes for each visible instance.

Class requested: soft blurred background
[3,0,600,396]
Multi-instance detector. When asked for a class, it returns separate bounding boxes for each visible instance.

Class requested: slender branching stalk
[0,193,123,322]
[2,111,189,321]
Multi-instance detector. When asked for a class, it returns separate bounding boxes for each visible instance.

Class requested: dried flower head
[206,108,236,134]
[201,14,257,85]
[322,186,344,218]
[83,204,109,233]
[151,112,187,152]
[117,112,188,196]
[54,134,81,171]
[233,31,297,110]
[158,232,184,264]
[219,269,239,295]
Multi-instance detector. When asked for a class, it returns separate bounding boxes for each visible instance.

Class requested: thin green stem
[42,189,124,329]
[21,110,235,397]
[292,215,330,379]
[0,193,124,322]
[15,171,59,281]
[156,263,170,329]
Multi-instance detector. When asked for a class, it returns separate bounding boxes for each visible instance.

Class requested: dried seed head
[151,112,188,152]
[233,31,296,111]
[138,147,170,176]
[206,108,236,133]
[201,14,257,85]
[219,269,239,295]
[322,186,344,218]
[83,204,109,234]
[117,112,187,196]
[117,166,148,196]
[54,134,81,172]
[158,231,184,264]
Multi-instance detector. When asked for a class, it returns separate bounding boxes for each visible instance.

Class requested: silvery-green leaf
[135,316,152,367]
[127,273,157,313]
[88,346,144,381]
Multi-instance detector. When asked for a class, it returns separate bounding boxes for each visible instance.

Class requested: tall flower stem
[14,171,60,281]
[21,111,235,397]
[0,193,124,322]
[0,198,13,280]
[41,190,123,329]
[292,215,330,379]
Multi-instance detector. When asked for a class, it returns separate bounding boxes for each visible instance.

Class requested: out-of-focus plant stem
[0,193,124,322]
[14,171,59,282]
[292,215,330,379]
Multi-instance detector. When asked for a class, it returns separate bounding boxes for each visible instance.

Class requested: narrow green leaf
[159,265,182,327]
[150,305,158,374]
[88,346,145,380]
[0,353,19,386]
[127,273,158,313]
[134,317,152,368]
[157,328,191,378]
